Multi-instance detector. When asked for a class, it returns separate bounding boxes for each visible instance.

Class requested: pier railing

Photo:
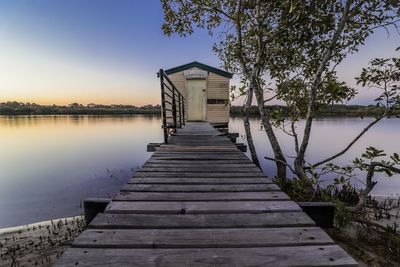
[158,69,186,143]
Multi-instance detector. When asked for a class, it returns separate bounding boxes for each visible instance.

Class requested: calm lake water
[1,115,399,228]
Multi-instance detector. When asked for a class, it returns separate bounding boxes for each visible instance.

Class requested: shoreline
[1,194,398,266]
[0,216,83,234]
[0,216,85,267]
[2,194,398,231]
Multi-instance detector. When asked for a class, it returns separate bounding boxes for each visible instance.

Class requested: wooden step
[89,213,315,229]
[128,177,273,184]
[113,191,289,201]
[55,245,357,266]
[71,227,334,248]
[121,184,280,192]
[105,201,301,214]
[134,172,266,177]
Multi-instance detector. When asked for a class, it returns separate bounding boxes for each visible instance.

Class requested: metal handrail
[158,69,186,143]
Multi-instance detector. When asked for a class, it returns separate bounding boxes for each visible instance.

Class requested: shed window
[207,99,228,104]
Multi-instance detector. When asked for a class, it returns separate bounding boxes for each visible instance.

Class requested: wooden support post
[147,142,161,152]
[228,133,239,143]
[83,198,111,224]
[236,143,247,152]
[298,202,335,228]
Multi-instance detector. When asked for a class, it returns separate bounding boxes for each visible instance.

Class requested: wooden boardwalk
[55,122,357,266]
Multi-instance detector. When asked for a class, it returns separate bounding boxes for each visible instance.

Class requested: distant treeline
[0,102,161,115]
[1,101,399,117]
[230,104,400,117]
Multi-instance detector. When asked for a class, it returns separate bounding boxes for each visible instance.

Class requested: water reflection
[229,116,400,197]
[0,115,162,228]
[0,115,399,228]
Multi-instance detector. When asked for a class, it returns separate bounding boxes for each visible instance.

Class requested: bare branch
[348,162,400,212]
[263,94,278,103]
[264,156,296,174]
[372,162,400,173]
[311,114,385,168]
[233,0,250,76]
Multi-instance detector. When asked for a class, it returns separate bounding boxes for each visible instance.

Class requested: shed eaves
[165,61,233,79]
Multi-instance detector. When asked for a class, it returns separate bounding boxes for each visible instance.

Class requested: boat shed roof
[165,61,233,79]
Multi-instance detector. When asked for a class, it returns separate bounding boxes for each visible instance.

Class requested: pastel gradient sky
[0,0,399,106]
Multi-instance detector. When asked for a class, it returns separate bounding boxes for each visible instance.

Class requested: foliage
[276,146,400,228]
[269,2,400,181]
[0,102,161,115]
[276,147,400,263]
[356,55,400,111]
[229,104,400,117]
[161,0,400,181]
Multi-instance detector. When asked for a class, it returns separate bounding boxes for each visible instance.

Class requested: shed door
[187,79,206,121]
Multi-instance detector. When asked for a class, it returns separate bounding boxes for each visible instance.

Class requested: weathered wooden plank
[143,163,256,168]
[172,134,222,137]
[55,245,358,266]
[105,201,301,214]
[137,167,262,173]
[168,137,231,140]
[167,139,232,142]
[166,143,234,147]
[113,191,288,201]
[168,139,230,142]
[166,140,233,144]
[121,184,280,192]
[153,151,245,155]
[152,152,242,155]
[155,149,241,154]
[168,135,228,138]
[134,172,266,177]
[165,145,234,148]
[128,177,273,184]
[89,212,315,229]
[150,154,248,160]
[145,159,252,164]
[158,146,239,150]
[72,227,334,248]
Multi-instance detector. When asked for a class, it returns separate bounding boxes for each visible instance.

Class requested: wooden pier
[55,122,357,266]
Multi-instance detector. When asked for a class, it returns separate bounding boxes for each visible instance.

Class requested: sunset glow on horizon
[1,0,399,106]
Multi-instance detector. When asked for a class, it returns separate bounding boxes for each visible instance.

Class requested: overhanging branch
[311,114,385,168]
[265,156,296,174]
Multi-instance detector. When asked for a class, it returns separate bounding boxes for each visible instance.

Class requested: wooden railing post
[172,87,177,133]
[182,96,185,126]
[158,69,185,139]
[159,69,168,144]
[178,94,182,128]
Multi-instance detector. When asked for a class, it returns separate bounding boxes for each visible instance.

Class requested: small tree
[265,0,400,183]
[162,0,290,177]
[161,0,400,182]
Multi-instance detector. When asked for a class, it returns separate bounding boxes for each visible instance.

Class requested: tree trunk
[295,0,353,180]
[252,79,287,179]
[243,87,260,168]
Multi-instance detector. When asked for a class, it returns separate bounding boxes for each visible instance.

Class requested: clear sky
[0,0,399,106]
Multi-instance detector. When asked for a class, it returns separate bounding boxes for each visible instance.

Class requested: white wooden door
[187,79,206,121]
